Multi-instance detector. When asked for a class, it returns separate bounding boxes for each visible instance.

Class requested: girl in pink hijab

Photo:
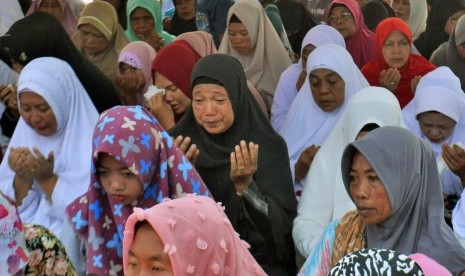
[26,0,78,37]
[123,194,267,275]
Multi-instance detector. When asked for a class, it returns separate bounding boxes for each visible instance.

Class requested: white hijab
[0,0,23,36]
[0,57,99,234]
[218,0,291,105]
[405,0,427,40]
[280,44,369,183]
[271,25,346,132]
[403,66,465,196]
[293,87,404,257]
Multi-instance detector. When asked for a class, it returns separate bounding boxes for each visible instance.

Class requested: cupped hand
[230,140,259,194]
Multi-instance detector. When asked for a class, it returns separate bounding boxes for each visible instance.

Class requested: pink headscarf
[327,0,376,68]
[175,31,218,57]
[409,254,452,276]
[26,0,78,37]
[123,194,266,275]
[118,41,157,93]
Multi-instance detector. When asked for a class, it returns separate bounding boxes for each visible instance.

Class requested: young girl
[123,194,266,275]
[62,105,209,276]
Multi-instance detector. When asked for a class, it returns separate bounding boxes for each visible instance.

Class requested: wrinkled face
[445,10,465,36]
[126,222,174,276]
[417,111,456,144]
[174,0,195,21]
[309,68,345,112]
[131,8,155,40]
[19,92,57,136]
[349,152,392,225]
[39,0,63,22]
[154,73,191,115]
[78,24,110,56]
[192,83,234,135]
[97,153,142,205]
[381,31,410,69]
[392,0,410,22]
[228,22,253,56]
[328,6,357,39]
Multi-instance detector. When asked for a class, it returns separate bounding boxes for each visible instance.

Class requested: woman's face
[228,22,253,56]
[328,6,357,39]
[174,0,195,21]
[381,31,410,69]
[19,91,57,136]
[78,24,110,56]
[417,111,456,144]
[349,151,392,225]
[154,73,191,115]
[192,83,234,135]
[126,223,174,276]
[97,153,142,205]
[39,0,64,22]
[131,8,155,40]
[309,68,345,112]
[444,10,465,37]
[392,0,410,22]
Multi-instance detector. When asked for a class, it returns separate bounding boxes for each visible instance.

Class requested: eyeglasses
[328,12,353,24]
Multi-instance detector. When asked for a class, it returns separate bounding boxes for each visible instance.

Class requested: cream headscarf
[405,0,427,40]
[218,0,291,105]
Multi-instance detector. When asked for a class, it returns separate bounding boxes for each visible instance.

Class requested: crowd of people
[1,0,465,275]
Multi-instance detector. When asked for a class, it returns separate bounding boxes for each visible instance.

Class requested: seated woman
[361,17,436,108]
[0,57,99,236]
[414,0,465,60]
[169,54,298,275]
[326,0,376,68]
[126,0,176,52]
[115,41,156,106]
[293,87,404,258]
[402,67,465,230]
[391,0,427,41]
[122,195,266,275]
[280,44,368,199]
[26,0,77,37]
[165,0,197,36]
[271,25,346,133]
[175,31,218,57]
[63,105,209,275]
[431,15,465,92]
[298,126,465,275]
[361,0,395,32]
[219,0,291,108]
[72,1,130,82]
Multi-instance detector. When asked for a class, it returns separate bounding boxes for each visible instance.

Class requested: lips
[357,206,374,217]
[112,195,127,203]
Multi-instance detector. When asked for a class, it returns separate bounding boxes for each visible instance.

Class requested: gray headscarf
[341,126,465,274]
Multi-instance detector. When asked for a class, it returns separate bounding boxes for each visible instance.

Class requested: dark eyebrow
[128,250,166,261]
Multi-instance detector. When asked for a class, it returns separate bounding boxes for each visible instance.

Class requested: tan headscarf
[72,0,129,81]
[219,0,291,106]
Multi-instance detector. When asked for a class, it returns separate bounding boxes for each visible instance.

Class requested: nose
[30,109,42,124]
[428,127,441,139]
[107,177,125,192]
[318,81,331,95]
[351,181,369,202]
[203,101,215,115]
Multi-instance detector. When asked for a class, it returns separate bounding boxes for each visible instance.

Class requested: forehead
[330,5,351,14]
[40,0,61,6]
[228,22,247,31]
[385,31,408,41]
[310,68,340,78]
[131,7,152,18]
[192,83,228,94]
[417,111,455,124]
[19,91,47,103]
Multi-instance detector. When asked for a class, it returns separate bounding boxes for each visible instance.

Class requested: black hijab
[169,0,197,36]
[361,0,395,32]
[169,54,297,274]
[414,0,465,59]
[0,12,121,113]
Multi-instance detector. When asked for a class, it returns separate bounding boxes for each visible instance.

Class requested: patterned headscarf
[66,105,209,276]
[0,191,29,275]
[123,194,266,275]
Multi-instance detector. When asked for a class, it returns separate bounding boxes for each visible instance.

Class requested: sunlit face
[309,68,345,112]
[392,0,410,22]
[126,222,173,276]
[228,22,253,56]
[381,31,410,69]
[174,0,195,21]
[78,24,110,56]
[328,6,356,39]
[417,111,456,144]
[349,152,392,225]
[19,92,57,136]
[131,8,155,40]
[154,73,191,115]
[39,0,63,22]
[445,10,465,36]
[192,83,234,135]
[97,153,142,205]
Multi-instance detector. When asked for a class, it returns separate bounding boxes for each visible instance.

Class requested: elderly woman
[298,126,465,275]
[361,17,435,108]
[73,1,130,82]
[26,0,77,36]
[169,54,297,275]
